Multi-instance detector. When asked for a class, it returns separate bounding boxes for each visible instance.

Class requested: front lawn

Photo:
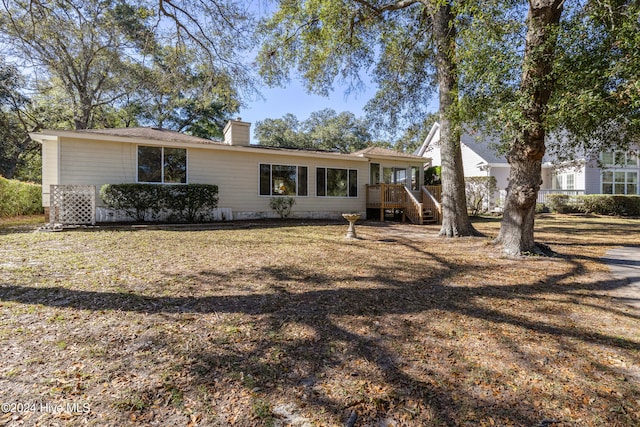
[0,215,639,426]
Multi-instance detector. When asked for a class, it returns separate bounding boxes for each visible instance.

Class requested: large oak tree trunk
[432,2,479,237]
[495,0,563,255]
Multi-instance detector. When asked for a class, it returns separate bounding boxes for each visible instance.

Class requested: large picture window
[138,146,187,183]
[259,164,308,196]
[602,151,638,167]
[317,167,358,197]
[602,171,638,195]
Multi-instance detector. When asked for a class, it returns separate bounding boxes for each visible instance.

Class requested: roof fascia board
[415,122,440,157]
[30,131,370,162]
[360,154,426,163]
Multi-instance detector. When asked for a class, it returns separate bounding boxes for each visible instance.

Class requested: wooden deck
[366,184,442,224]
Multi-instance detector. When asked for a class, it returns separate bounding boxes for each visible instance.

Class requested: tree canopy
[258,0,479,237]
[458,0,640,160]
[0,58,40,180]
[254,109,372,152]
[0,0,253,134]
[258,1,437,134]
[455,0,640,254]
[259,0,639,253]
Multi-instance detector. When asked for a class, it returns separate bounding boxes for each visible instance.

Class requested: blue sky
[237,70,440,144]
[238,1,381,143]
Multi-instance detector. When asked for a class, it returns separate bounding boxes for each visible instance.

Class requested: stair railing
[402,187,424,224]
[421,186,442,224]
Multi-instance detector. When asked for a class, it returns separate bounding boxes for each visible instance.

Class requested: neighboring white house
[416,123,640,207]
[30,119,427,223]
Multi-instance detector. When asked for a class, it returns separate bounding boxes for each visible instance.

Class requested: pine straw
[0,214,638,426]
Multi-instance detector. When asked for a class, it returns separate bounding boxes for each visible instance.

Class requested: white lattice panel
[50,185,96,225]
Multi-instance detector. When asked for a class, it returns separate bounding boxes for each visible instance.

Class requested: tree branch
[353,0,422,15]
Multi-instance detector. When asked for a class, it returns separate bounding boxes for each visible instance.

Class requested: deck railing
[382,183,406,208]
[366,184,405,209]
[366,183,424,224]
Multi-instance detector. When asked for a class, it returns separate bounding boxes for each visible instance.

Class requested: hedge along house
[30,119,429,224]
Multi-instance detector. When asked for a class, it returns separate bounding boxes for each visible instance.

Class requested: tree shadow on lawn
[532,217,640,239]
[1,244,639,425]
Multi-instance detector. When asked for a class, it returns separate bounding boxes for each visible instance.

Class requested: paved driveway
[604,246,640,310]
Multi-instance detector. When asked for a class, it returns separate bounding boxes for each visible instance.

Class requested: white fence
[494,189,586,209]
[537,189,585,204]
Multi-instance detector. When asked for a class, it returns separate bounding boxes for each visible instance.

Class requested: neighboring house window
[317,167,358,197]
[138,146,187,183]
[602,171,638,195]
[553,172,575,190]
[259,164,308,196]
[602,151,638,167]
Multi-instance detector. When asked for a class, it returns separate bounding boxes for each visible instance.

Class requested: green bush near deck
[0,176,43,217]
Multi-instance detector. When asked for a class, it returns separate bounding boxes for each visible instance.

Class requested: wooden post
[380,183,386,222]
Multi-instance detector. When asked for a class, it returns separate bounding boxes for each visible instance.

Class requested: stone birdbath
[342,213,361,239]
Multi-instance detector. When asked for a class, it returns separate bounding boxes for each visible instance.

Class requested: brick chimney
[223,118,251,146]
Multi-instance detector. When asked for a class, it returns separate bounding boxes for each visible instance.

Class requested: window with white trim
[553,172,575,190]
[137,146,187,183]
[316,167,357,197]
[259,164,308,196]
[602,151,638,167]
[602,171,638,195]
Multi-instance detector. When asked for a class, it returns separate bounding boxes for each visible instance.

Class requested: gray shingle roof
[460,132,508,164]
[352,146,425,160]
[462,131,556,164]
[78,127,223,145]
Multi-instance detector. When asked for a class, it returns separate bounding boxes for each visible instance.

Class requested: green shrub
[546,193,640,216]
[269,197,295,219]
[546,194,582,213]
[424,166,441,185]
[535,203,548,214]
[0,176,43,217]
[580,195,640,216]
[465,176,497,216]
[100,183,220,222]
[165,184,219,222]
[100,184,166,221]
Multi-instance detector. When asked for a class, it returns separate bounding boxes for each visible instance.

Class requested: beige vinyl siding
[188,148,367,217]
[49,135,427,219]
[59,138,137,206]
[41,140,59,207]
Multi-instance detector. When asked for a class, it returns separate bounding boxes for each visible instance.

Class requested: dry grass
[0,214,639,426]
